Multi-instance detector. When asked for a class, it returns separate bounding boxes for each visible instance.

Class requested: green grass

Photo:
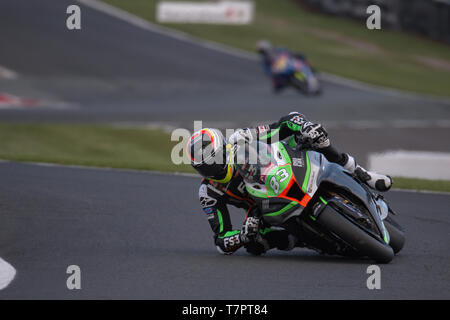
[0,124,449,193]
[0,124,193,173]
[393,177,450,193]
[101,0,450,97]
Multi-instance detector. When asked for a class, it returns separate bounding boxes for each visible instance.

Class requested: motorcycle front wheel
[318,205,394,263]
[384,215,405,254]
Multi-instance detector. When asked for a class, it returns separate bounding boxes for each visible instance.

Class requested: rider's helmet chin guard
[187,128,234,184]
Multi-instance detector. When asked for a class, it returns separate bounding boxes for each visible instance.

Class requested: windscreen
[235,141,278,184]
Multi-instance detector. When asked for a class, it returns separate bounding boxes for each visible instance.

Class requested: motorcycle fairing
[244,142,389,241]
[314,161,389,242]
[245,142,312,225]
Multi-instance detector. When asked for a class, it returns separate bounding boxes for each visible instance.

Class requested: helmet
[256,39,272,54]
[187,128,234,183]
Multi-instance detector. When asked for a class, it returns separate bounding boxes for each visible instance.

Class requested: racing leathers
[198,112,392,255]
[199,172,293,255]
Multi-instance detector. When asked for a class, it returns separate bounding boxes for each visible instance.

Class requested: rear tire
[384,215,405,254]
[318,205,394,263]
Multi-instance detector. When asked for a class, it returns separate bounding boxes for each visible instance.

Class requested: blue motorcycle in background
[269,52,321,95]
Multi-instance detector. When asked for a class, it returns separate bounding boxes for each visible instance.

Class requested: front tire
[318,205,394,263]
[384,215,405,254]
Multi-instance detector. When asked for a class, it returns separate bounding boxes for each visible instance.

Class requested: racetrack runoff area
[369,151,450,180]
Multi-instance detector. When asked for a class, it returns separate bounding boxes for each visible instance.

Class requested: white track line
[78,0,450,104]
[0,257,16,290]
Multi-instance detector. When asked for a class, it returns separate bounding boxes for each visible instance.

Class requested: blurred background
[0,0,450,299]
[302,0,450,43]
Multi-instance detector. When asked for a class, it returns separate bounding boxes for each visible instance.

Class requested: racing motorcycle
[270,52,321,95]
[237,140,405,263]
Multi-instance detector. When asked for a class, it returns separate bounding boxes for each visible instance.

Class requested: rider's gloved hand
[240,216,260,244]
[241,217,271,256]
[300,122,330,149]
[228,128,254,145]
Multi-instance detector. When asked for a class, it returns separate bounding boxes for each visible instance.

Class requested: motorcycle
[238,139,405,263]
[270,53,321,95]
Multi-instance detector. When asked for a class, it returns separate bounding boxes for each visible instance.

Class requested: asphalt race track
[0,162,449,299]
[0,0,449,299]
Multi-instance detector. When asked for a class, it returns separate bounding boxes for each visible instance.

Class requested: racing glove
[241,217,270,255]
[298,122,330,149]
[240,216,260,244]
[228,128,254,145]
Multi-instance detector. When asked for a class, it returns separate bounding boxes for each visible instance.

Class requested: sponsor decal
[202,207,214,215]
[292,157,304,167]
[307,171,316,194]
[223,234,241,248]
[236,181,246,194]
[200,196,217,208]
[290,115,305,125]
[199,184,218,207]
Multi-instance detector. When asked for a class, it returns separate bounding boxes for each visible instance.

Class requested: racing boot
[341,153,393,192]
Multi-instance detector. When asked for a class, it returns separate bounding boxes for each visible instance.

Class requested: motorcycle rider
[187,112,393,256]
[257,39,311,92]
